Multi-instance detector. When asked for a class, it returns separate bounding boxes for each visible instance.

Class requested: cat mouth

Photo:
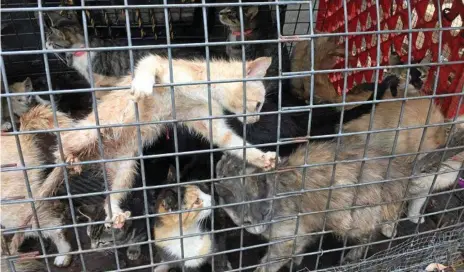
[245,224,267,235]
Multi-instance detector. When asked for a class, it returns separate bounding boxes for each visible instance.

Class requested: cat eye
[194,198,202,205]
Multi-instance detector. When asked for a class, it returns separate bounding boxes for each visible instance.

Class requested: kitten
[215,140,448,272]
[36,55,276,229]
[0,105,74,267]
[77,204,147,261]
[41,10,206,95]
[1,77,34,131]
[153,185,217,272]
[219,5,292,103]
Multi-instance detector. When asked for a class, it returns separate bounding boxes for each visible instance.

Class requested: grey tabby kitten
[77,205,146,261]
[214,141,421,272]
[219,5,291,102]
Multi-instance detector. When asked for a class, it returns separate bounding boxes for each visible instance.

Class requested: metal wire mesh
[1,0,464,272]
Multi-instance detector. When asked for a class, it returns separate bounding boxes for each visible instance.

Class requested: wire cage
[1,0,464,272]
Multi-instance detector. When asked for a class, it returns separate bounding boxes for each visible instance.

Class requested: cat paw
[409,216,425,224]
[1,121,12,132]
[131,72,156,101]
[65,154,82,174]
[381,223,397,238]
[107,211,131,229]
[262,152,277,171]
[127,246,141,260]
[54,254,72,267]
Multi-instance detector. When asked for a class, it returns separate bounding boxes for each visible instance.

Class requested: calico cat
[41,10,206,95]
[77,204,147,261]
[219,5,292,103]
[35,55,275,230]
[0,105,74,268]
[1,77,34,131]
[153,185,223,272]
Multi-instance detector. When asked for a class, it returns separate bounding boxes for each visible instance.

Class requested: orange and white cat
[37,55,276,229]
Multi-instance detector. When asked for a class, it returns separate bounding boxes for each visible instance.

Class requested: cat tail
[1,258,47,272]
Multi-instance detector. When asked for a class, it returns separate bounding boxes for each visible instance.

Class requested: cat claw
[65,154,82,174]
[107,211,131,229]
[131,72,156,101]
[53,254,72,267]
[262,151,278,171]
[127,246,142,260]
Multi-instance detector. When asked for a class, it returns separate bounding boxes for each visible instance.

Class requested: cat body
[214,143,443,272]
[1,78,34,131]
[153,185,215,271]
[0,105,74,267]
[219,5,292,102]
[35,55,276,229]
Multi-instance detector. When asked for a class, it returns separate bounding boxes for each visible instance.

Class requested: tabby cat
[35,54,275,230]
[219,5,292,103]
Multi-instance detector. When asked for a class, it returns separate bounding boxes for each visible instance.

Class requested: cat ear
[245,6,259,20]
[166,165,177,183]
[214,182,234,197]
[50,27,65,39]
[23,77,33,92]
[246,57,272,78]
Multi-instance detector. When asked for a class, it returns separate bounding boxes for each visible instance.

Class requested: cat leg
[104,159,137,228]
[1,121,12,131]
[342,237,370,263]
[255,239,304,272]
[49,229,72,267]
[154,264,171,272]
[408,160,461,224]
[184,110,276,170]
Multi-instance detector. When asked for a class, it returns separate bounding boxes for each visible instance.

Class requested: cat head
[219,6,259,32]
[77,205,133,249]
[222,57,272,124]
[41,11,85,64]
[4,77,34,116]
[215,154,273,235]
[154,185,212,226]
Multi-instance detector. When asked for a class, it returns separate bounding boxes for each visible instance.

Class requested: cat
[219,5,293,103]
[35,55,276,230]
[0,105,74,268]
[77,204,148,261]
[1,77,34,131]
[213,134,464,272]
[153,185,222,272]
[41,10,207,95]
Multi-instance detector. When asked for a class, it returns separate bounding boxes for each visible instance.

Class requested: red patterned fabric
[315,0,464,118]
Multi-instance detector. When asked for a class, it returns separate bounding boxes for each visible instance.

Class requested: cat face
[156,185,212,225]
[223,57,271,123]
[219,6,259,30]
[78,205,133,249]
[4,77,34,116]
[215,154,272,235]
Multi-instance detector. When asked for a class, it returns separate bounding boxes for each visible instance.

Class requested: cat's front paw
[106,210,131,229]
[54,254,72,267]
[263,151,277,171]
[131,72,156,101]
[127,245,141,260]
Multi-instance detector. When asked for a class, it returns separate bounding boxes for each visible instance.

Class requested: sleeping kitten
[153,185,219,272]
[1,77,34,131]
[77,204,147,261]
[219,5,292,102]
[36,55,276,230]
[1,105,74,268]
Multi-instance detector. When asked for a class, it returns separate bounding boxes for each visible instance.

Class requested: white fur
[407,159,462,223]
